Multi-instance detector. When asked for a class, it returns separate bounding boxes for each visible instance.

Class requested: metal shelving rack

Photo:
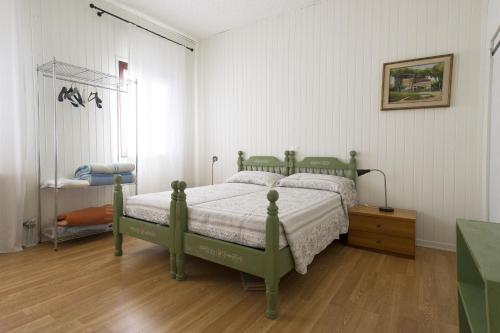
[36,58,138,250]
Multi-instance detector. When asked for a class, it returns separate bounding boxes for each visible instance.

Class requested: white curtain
[129,27,193,194]
[0,0,26,253]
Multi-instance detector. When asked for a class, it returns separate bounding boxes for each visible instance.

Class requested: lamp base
[379,206,394,213]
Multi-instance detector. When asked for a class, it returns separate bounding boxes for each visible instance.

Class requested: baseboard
[416,239,456,252]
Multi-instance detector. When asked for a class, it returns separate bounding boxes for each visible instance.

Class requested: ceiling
[110,0,318,40]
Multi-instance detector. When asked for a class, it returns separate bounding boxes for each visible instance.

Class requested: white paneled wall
[488,0,500,222]
[20,0,195,238]
[196,0,489,250]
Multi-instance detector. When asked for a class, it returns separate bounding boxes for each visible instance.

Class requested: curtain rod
[492,25,500,57]
[89,3,194,52]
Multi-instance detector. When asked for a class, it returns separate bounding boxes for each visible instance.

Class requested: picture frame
[381,54,453,111]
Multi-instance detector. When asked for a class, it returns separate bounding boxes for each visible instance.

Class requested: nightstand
[348,205,416,257]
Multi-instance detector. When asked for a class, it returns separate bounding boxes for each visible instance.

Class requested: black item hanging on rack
[72,87,85,107]
[89,92,103,109]
[58,86,78,107]
[57,86,86,108]
[57,87,67,102]
[89,3,194,52]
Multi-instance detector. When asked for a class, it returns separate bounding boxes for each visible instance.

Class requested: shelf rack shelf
[37,59,135,92]
[36,58,138,250]
[40,182,136,190]
[41,227,112,243]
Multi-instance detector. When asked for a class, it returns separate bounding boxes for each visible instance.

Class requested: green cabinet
[457,219,500,333]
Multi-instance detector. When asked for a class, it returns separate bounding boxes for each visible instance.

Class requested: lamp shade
[356,168,394,213]
[356,169,372,177]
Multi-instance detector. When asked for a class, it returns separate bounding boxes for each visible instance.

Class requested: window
[118,59,128,158]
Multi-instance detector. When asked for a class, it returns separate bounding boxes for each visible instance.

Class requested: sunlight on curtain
[129,26,192,194]
[0,0,26,252]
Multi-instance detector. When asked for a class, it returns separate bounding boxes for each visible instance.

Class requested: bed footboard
[113,176,177,280]
[173,181,286,319]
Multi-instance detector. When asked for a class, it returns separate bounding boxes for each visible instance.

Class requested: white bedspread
[188,187,348,274]
[125,183,267,224]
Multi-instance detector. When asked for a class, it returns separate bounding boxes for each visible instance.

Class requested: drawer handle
[377,224,382,228]
[376,240,381,244]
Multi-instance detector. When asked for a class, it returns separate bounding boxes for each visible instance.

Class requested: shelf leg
[52,58,59,252]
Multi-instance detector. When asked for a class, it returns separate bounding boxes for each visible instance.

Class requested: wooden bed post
[113,175,123,256]
[349,151,357,181]
[289,150,296,175]
[265,189,280,319]
[237,151,244,171]
[175,181,188,281]
[170,181,179,279]
[284,151,290,176]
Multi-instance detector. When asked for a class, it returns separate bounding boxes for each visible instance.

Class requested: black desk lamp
[357,169,394,212]
[211,156,218,185]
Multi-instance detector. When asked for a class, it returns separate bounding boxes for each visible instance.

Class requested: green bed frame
[112,176,178,278]
[113,150,357,319]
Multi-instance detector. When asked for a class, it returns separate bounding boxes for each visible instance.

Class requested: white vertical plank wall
[18,0,492,250]
[19,0,195,240]
[196,0,489,250]
[488,0,500,223]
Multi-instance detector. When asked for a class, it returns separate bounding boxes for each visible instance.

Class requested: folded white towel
[75,163,135,177]
[42,178,90,189]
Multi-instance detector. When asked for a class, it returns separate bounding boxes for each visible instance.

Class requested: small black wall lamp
[211,156,218,185]
[357,169,394,212]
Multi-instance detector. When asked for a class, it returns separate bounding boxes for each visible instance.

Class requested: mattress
[124,183,268,224]
[188,187,348,274]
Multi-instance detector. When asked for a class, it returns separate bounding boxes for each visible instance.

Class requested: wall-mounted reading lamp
[211,156,218,185]
[491,25,500,57]
[357,169,394,212]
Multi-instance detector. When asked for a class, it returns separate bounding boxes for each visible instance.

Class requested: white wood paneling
[488,0,500,223]
[196,0,489,249]
[20,0,194,238]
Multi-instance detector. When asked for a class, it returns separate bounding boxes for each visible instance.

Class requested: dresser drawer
[349,230,415,257]
[350,214,414,239]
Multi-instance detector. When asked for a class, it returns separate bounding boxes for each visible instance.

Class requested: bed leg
[175,181,187,281]
[170,253,177,279]
[265,279,279,320]
[176,254,186,281]
[265,190,280,319]
[169,181,179,279]
[113,175,123,256]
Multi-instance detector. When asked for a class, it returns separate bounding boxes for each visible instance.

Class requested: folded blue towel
[75,163,135,178]
[78,172,135,186]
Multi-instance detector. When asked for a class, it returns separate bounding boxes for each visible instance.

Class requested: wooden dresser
[348,205,416,257]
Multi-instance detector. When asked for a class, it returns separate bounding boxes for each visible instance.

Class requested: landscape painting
[381,54,453,110]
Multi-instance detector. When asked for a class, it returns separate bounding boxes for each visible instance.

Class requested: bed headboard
[290,151,357,182]
[237,151,290,176]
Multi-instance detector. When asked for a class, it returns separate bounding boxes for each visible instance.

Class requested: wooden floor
[0,234,458,333]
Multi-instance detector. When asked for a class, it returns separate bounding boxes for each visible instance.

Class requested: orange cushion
[57,205,113,226]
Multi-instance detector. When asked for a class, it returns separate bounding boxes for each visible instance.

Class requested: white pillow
[277,173,358,208]
[225,171,284,187]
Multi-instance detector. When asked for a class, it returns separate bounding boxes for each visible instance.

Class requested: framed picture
[381,54,453,111]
